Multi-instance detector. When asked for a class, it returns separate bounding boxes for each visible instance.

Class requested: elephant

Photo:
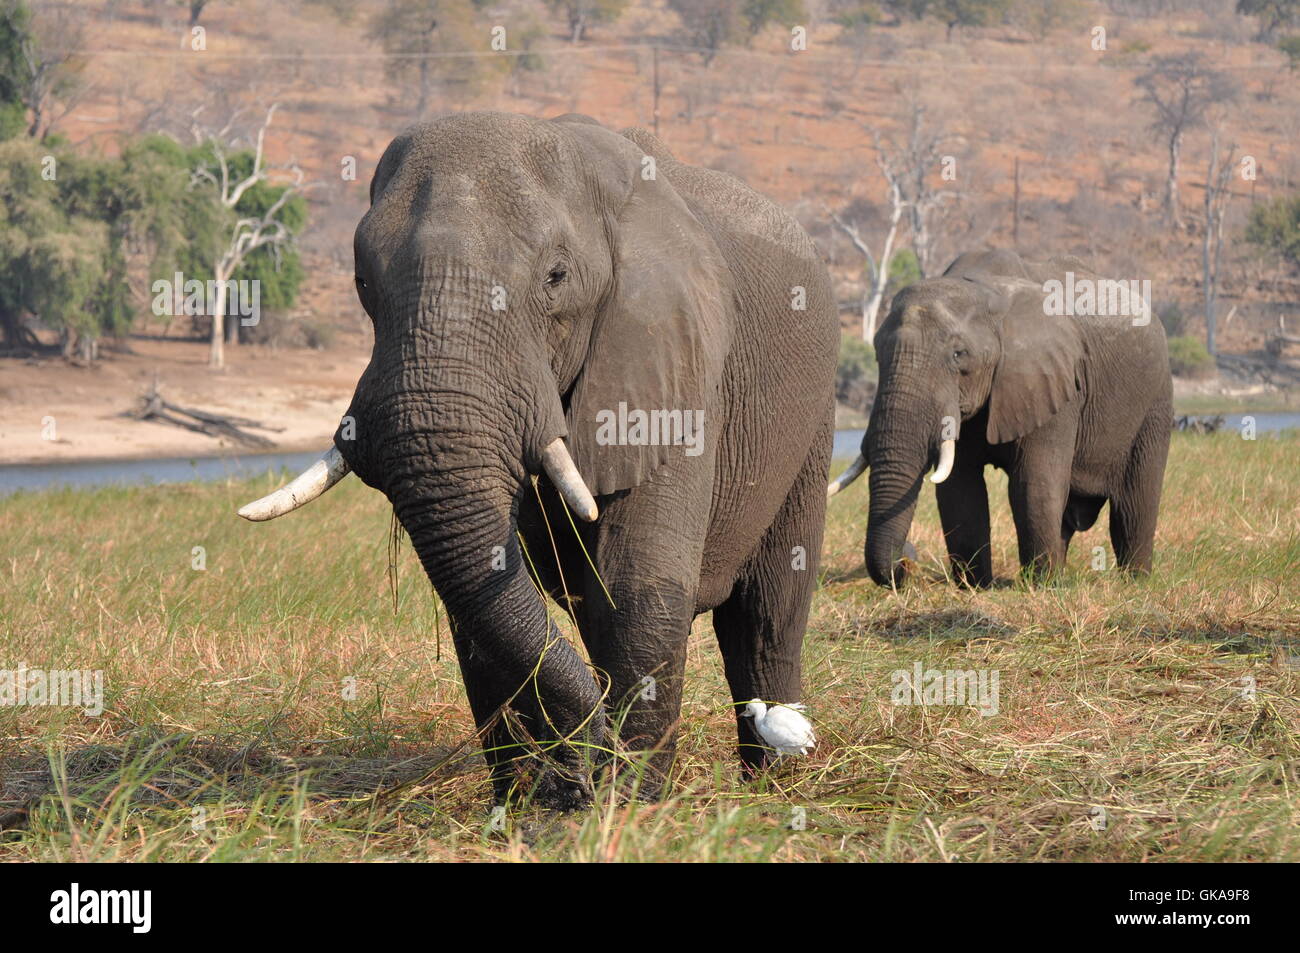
[828,249,1172,588]
[238,112,839,807]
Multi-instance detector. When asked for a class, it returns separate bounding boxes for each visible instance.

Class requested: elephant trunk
[864,446,926,587]
[378,427,607,803]
[331,273,605,802]
[864,374,959,587]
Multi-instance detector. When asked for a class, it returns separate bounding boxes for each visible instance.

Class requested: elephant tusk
[238,446,352,521]
[930,439,956,484]
[827,453,868,499]
[541,437,599,522]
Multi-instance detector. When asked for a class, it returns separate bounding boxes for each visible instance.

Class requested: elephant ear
[983,277,1085,445]
[558,121,732,495]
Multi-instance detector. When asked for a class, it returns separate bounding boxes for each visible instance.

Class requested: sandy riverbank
[5,334,1297,467]
[0,337,369,466]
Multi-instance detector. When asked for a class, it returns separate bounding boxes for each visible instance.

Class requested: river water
[831,413,1300,457]
[1,416,1296,497]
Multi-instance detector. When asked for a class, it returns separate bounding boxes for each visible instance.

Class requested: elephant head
[237,113,730,800]
[830,250,1084,585]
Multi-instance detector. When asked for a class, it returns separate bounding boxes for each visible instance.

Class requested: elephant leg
[575,480,712,800]
[712,440,826,776]
[935,453,992,588]
[1110,409,1171,574]
[1007,461,1071,582]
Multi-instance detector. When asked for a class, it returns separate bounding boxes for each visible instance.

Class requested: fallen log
[1172,414,1225,434]
[129,381,282,449]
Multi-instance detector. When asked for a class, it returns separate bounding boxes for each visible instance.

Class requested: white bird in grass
[742,699,816,757]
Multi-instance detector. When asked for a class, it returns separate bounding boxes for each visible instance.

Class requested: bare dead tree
[1202,125,1237,356]
[825,106,962,337]
[879,103,964,278]
[189,104,313,369]
[1136,54,1238,230]
[827,141,907,341]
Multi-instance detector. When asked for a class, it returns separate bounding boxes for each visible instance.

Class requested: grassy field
[1,430,1297,862]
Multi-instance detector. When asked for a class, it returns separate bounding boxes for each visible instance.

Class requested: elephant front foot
[506,763,594,812]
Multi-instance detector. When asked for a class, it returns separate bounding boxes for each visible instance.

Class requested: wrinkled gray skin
[338,112,837,806]
[861,249,1172,587]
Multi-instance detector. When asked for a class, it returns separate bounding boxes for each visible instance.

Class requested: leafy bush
[1279,34,1300,69]
[837,334,877,411]
[887,249,921,295]
[1156,300,1188,337]
[1245,192,1300,268]
[1168,335,1215,378]
[244,313,335,351]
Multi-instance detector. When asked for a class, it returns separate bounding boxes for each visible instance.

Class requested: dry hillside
[12,0,1300,421]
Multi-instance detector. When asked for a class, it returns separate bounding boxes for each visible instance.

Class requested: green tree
[0,0,87,141]
[1236,0,1300,41]
[669,0,805,65]
[927,0,1009,40]
[1007,0,1083,39]
[882,0,931,21]
[1167,335,1214,377]
[547,0,629,43]
[1278,34,1300,68]
[183,110,310,367]
[0,139,112,354]
[0,0,29,139]
[836,334,877,412]
[184,0,215,26]
[887,248,920,295]
[1245,193,1300,269]
[0,121,307,362]
[368,0,504,117]
[831,1,883,32]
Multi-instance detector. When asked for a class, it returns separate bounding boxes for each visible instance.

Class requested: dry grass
[1,430,1297,861]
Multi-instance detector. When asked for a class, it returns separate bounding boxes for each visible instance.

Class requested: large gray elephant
[829,249,1171,588]
[239,112,838,806]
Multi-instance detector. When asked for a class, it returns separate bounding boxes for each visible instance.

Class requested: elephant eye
[354,276,368,293]
[545,267,567,287]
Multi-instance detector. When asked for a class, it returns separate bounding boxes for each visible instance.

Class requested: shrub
[887,249,921,296]
[1245,192,1300,268]
[1279,34,1300,69]
[1157,300,1188,337]
[244,312,335,351]
[837,334,877,411]
[1168,334,1215,378]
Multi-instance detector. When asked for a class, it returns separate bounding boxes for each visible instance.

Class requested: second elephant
[829,249,1172,587]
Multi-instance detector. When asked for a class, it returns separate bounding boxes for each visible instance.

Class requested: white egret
[742,699,816,757]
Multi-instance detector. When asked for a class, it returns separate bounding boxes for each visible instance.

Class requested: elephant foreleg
[934,452,993,588]
[575,479,711,801]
